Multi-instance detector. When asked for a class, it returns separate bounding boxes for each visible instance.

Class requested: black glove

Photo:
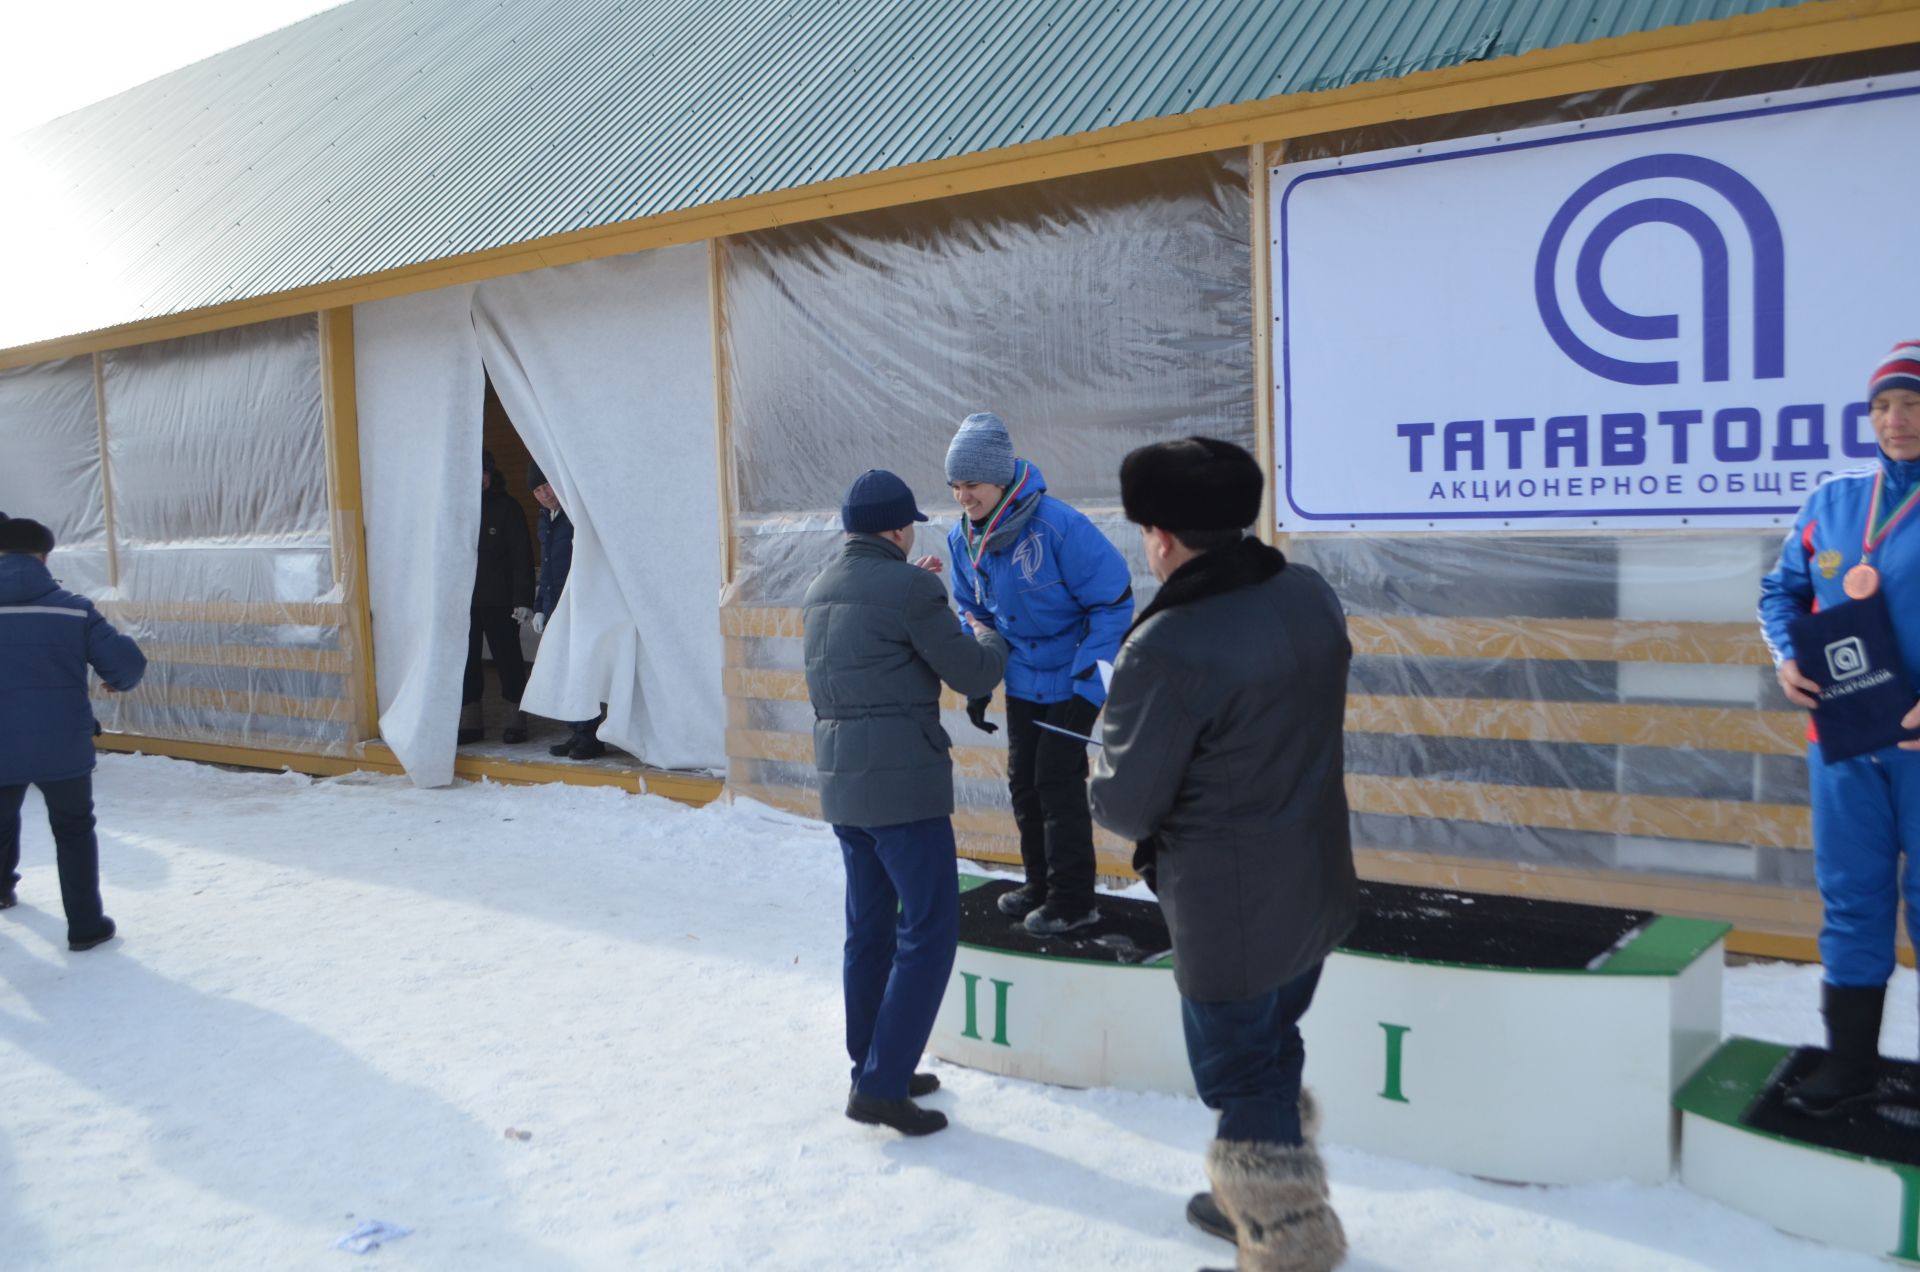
[1132,836,1161,893]
[966,696,998,734]
[1050,693,1100,739]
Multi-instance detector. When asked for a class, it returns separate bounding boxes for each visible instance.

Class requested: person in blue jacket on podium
[943,412,1133,936]
[1758,340,1920,1116]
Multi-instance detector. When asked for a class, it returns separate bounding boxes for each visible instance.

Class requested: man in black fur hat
[1089,437,1356,1272]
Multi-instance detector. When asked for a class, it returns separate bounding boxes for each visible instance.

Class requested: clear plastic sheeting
[1284,530,1811,888]
[719,152,1253,849]
[723,151,1253,520]
[92,316,349,754]
[472,244,726,774]
[0,357,108,597]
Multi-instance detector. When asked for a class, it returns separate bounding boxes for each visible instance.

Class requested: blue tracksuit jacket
[945,460,1132,708]
[1758,450,1920,985]
[0,554,147,786]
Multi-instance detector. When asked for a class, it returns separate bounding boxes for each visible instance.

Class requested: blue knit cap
[945,412,1018,486]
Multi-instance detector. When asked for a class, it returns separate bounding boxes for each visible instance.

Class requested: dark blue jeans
[836,817,960,1099]
[1181,962,1325,1144]
[0,774,107,936]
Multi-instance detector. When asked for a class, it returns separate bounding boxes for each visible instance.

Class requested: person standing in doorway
[460,450,534,745]
[1089,439,1355,1272]
[526,460,604,760]
[804,469,1007,1137]
[943,412,1133,935]
[0,517,147,951]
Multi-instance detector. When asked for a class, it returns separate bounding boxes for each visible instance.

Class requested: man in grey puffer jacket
[1090,439,1355,1272]
[804,469,1008,1137]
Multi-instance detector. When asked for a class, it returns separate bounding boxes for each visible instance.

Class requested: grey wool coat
[1090,550,1357,1002]
[803,534,1008,828]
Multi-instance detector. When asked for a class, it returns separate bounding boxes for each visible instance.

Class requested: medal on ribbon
[1849,468,1920,600]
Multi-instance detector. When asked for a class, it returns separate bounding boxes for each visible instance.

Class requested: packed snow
[1,753,1909,1270]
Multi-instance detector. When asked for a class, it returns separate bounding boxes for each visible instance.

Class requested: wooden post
[91,352,121,588]
[1251,141,1284,551]
[708,236,740,587]
[318,309,380,746]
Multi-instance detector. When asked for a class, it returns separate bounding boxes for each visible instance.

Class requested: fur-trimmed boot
[1207,1136,1346,1272]
[1190,1090,1325,1244]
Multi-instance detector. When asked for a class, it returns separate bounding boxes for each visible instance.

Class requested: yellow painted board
[723,664,1802,754]
[94,684,349,723]
[98,600,348,626]
[727,724,1811,849]
[724,607,1775,666]
[137,643,350,674]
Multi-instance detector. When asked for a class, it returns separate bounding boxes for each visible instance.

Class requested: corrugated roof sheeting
[3,0,1817,349]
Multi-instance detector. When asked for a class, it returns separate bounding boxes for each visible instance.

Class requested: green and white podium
[928,875,1728,1185]
[1677,1038,1920,1264]
[1300,910,1727,1184]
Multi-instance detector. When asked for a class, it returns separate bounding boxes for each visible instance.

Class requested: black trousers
[463,605,529,705]
[0,774,107,934]
[1004,696,1097,916]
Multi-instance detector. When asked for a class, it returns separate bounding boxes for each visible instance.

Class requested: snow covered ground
[1,753,1910,1271]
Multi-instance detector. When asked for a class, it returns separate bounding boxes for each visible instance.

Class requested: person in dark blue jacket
[944,412,1133,934]
[0,518,146,951]
[1758,339,1920,1116]
[527,460,603,760]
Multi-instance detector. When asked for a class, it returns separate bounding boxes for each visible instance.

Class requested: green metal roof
[2,0,1824,351]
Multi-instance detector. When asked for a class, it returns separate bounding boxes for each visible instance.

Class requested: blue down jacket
[0,554,147,785]
[945,460,1133,708]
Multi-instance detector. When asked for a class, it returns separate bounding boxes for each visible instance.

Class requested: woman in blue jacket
[944,413,1133,934]
[1758,340,1920,1116]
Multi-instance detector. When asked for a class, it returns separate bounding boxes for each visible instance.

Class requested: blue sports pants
[835,817,960,1099]
[1807,742,1920,987]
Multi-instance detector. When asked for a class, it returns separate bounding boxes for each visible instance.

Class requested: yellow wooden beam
[94,683,349,723]
[723,664,1804,754]
[138,642,350,674]
[98,599,347,626]
[6,0,1918,370]
[95,733,723,806]
[722,605,1776,666]
[319,308,381,744]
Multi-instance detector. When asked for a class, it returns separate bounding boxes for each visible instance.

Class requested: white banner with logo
[1273,73,1920,532]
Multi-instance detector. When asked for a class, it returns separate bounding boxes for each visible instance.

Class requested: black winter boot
[68,915,116,952]
[1785,982,1885,1117]
[845,1091,947,1136]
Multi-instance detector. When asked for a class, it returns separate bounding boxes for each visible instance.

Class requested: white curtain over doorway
[355,285,483,788]
[470,244,725,773]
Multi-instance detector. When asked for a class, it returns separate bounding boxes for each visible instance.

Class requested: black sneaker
[548,740,575,757]
[69,916,116,952]
[846,1092,947,1136]
[1023,904,1099,936]
[996,885,1045,917]
[1187,1191,1234,1243]
[568,737,607,760]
